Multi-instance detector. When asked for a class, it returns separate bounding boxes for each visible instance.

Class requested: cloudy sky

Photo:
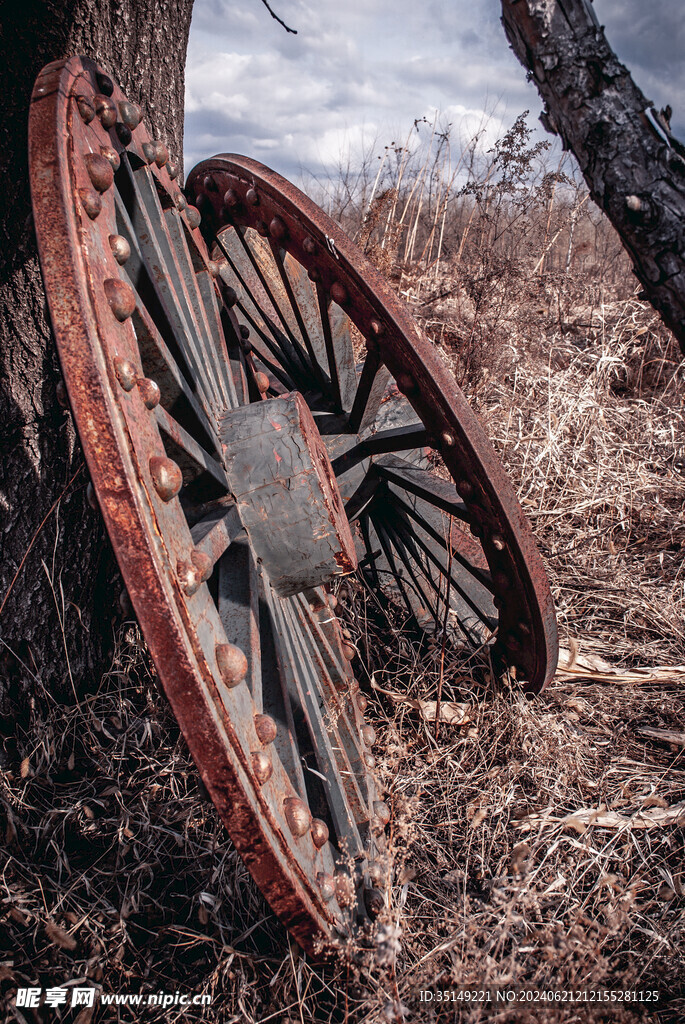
[184,0,685,181]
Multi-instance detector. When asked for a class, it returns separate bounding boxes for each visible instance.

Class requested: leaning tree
[0,1,194,724]
[502,0,685,352]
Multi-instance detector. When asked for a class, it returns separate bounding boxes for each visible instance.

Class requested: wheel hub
[221,391,357,596]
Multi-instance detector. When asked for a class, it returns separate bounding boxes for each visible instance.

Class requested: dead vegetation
[2,114,685,1022]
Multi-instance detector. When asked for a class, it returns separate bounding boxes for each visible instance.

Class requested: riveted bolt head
[94,94,117,128]
[254,713,278,744]
[303,236,316,254]
[251,750,273,785]
[113,356,137,391]
[137,377,161,409]
[186,206,201,229]
[154,142,169,167]
[223,188,240,208]
[216,643,248,687]
[328,594,338,610]
[341,642,356,661]
[177,559,202,597]
[334,871,356,905]
[141,142,156,165]
[269,216,287,240]
[356,692,368,712]
[492,535,505,551]
[317,873,335,901]
[79,188,102,220]
[56,379,69,409]
[96,72,114,96]
[115,123,132,146]
[174,192,187,211]
[308,266,321,282]
[239,324,250,340]
[331,281,347,305]
[223,286,238,308]
[118,101,141,129]
[104,279,136,321]
[373,800,391,826]
[109,234,131,265]
[246,187,259,205]
[361,724,376,747]
[100,146,121,172]
[396,372,416,394]
[255,371,270,394]
[86,482,98,510]
[148,455,182,502]
[84,153,114,193]
[207,260,220,278]
[76,95,95,123]
[283,797,312,838]
[626,194,642,213]
[457,478,473,497]
[441,431,455,447]
[310,818,329,849]
[191,549,213,582]
[203,175,217,192]
[363,887,384,919]
[369,318,384,337]
[167,160,180,180]
[363,751,376,769]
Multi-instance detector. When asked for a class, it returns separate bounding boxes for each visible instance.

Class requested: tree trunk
[0,0,194,727]
[501,0,685,352]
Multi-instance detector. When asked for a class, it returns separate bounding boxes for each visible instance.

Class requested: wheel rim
[187,155,558,692]
[29,56,387,954]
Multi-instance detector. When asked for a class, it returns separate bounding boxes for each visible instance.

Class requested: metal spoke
[217,538,262,708]
[347,344,392,433]
[369,512,417,625]
[215,233,308,385]
[127,278,222,455]
[390,487,495,595]
[374,455,470,522]
[222,225,311,377]
[384,499,497,632]
[155,405,229,487]
[117,160,224,415]
[278,599,368,858]
[373,513,442,627]
[191,504,243,567]
[331,424,429,477]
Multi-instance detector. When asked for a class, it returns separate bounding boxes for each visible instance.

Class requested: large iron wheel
[187,156,558,690]
[30,57,387,955]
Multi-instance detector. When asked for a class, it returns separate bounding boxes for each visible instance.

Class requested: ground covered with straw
[2,117,685,1023]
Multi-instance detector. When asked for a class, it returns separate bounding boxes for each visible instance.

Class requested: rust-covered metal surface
[29,57,386,955]
[188,155,558,691]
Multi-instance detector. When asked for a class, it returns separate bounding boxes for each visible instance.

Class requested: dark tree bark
[0,0,194,725]
[501,0,685,352]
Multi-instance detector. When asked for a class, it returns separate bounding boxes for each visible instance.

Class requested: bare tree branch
[259,0,297,34]
[501,0,685,352]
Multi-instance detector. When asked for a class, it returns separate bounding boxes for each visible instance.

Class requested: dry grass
[2,118,685,1023]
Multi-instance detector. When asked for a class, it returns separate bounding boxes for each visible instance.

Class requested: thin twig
[259,0,297,33]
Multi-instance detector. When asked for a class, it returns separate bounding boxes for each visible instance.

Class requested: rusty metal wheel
[187,156,558,692]
[29,57,388,956]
